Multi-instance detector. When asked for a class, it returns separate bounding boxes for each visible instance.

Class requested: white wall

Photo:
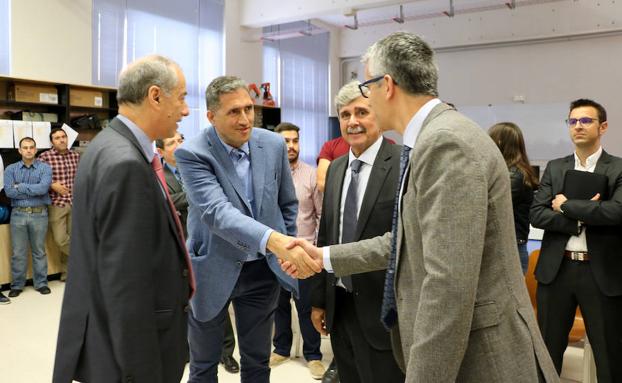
[224,0,263,86]
[9,0,267,87]
[11,0,92,85]
[338,1,622,158]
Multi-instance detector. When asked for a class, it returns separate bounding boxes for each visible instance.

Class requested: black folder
[563,169,609,200]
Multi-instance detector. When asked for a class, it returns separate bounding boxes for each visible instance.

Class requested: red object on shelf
[261,82,276,107]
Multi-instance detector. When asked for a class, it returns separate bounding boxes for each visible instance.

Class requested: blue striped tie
[380,145,412,330]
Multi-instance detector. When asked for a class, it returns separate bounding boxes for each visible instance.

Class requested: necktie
[151,155,196,297]
[174,168,184,186]
[380,145,412,330]
[230,148,256,217]
[340,159,363,291]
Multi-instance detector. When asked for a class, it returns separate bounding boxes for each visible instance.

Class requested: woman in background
[489,122,539,274]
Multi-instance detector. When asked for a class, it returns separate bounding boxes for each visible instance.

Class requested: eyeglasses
[358,75,396,98]
[566,117,598,127]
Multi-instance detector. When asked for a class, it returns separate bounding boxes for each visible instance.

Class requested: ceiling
[309,0,563,29]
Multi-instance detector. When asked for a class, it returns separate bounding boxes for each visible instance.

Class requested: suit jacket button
[182,269,189,277]
[236,261,242,267]
[183,305,190,313]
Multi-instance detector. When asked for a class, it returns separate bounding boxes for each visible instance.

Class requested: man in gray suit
[284,32,559,382]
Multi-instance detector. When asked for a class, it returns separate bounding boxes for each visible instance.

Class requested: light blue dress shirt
[213,131,272,260]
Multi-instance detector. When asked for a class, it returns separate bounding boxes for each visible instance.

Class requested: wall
[338,1,622,158]
[224,0,263,85]
[11,0,92,85]
[9,0,266,87]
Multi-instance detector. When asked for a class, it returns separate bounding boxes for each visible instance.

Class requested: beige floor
[0,280,588,382]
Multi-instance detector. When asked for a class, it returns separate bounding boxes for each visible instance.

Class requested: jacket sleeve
[530,162,581,235]
[561,167,622,226]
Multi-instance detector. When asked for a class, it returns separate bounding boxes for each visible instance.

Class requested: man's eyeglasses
[566,117,598,127]
[358,75,395,98]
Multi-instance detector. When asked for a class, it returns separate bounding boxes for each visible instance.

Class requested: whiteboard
[459,102,572,161]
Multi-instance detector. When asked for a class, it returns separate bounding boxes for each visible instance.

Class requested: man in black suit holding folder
[531,98,622,382]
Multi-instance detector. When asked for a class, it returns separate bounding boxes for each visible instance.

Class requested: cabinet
[0,77,117,286]
[253,105,281,130]
[0,76,118,166]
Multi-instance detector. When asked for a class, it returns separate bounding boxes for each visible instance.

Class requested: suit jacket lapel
[206,127,253,214]
[330,158,348,244]
[355,139,393,240]
[250,132,265,218]
[109,118,148,164]
[595,150,611,174]
[110,118,186,254]
[394,104,451,271]
[163,166,182,194]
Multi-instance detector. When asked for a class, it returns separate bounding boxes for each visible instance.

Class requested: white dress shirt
[324,98,443,271]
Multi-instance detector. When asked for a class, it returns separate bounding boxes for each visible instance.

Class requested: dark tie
[380,146,412,330]
[340,159,363,291]
[151,155,196,297]
[174,168,183,186]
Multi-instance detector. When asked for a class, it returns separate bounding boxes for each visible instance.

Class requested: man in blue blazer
[175,75,318,383]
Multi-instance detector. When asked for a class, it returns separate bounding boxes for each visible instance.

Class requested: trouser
[188,259,280,383]
[48,204,72,272]
[273,278,322,361]
[330,288,405,383]
[10,209,49,290]
[222,303,236,357]
[537,258,622,383]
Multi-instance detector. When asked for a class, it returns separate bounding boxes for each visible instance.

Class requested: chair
[525,249,596,382]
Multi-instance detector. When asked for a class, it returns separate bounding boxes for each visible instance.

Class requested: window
[263,32,330,165]
[0,0,10,75]
[92,0,224,138]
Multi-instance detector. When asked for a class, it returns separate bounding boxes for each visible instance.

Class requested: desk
[0,223,62,285]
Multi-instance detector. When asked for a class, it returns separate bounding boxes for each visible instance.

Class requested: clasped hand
[267,232,323,279]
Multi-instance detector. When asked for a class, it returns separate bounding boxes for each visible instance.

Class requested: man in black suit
[310,81,405,383]
[156,132,240,374]
[53,55,194,383]
[531,98,622,382]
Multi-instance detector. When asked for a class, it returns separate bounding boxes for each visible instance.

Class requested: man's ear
[148,85,162,107]
[207,110,215,125]
[385,74,396,100]
[599,121,608,136]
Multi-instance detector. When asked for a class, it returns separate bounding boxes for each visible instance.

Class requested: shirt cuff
[323,246,333,272]
[259,229,273,255]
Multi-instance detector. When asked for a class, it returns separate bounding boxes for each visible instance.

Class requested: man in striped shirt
[3,137,53,297]
[39,127,80,281]
[271,122,325,380]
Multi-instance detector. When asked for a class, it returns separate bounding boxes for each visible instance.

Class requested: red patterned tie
[151,155,196,297]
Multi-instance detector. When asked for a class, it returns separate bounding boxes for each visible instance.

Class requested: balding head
[117,55,180,106]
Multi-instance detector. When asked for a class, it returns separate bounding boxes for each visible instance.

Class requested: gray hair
[205,76,249,111]
[362,32,438,97]
[117,55,179,105]
[334,81,363,113]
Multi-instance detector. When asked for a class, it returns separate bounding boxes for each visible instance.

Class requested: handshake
[267,232,325,279]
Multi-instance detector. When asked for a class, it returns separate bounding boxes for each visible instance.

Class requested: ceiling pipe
[443,0,455,18]
[345,13,359,30]
[393,4,405,24]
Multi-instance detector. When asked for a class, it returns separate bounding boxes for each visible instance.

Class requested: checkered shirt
[38,148,80,207]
